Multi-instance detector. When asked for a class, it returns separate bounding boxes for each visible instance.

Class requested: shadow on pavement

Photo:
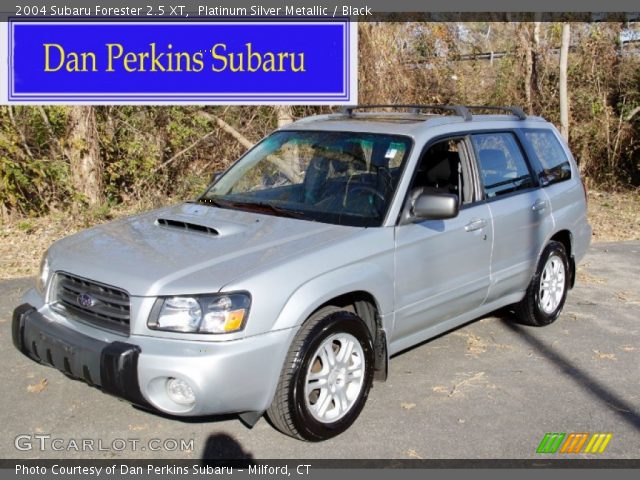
[500,316,640,431]
[201,433,255,462]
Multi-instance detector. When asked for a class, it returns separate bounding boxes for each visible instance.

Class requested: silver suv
[13,105,591,441]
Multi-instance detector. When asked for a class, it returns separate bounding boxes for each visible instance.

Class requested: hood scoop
[156,218,219,236]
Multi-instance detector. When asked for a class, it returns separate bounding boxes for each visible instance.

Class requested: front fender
[271,262,395,332]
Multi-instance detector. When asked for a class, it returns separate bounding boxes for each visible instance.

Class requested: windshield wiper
[194,197,234,209]
[230,201,307,219]
[196,198,306,219]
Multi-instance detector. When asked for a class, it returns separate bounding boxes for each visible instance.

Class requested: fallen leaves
[587,190,640,243]
[451,331,512,356]
[27,378,48,393]
[400,402,416,410]
[432,372,491,398]
[465,334,488,355]
[448,372,488,397]
[615,291,640,305]
[128,424,148,432]
[451,332,487,355]
[576,269,607,285]
[593,350,617,361]
[407,449,423,459]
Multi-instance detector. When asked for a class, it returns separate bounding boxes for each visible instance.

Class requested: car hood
[49,202,360,296]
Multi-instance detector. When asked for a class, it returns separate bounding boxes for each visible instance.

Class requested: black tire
[514,241,570,326]
[267,306,375,441]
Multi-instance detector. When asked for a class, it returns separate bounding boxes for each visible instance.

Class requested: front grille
[54,272,130,334]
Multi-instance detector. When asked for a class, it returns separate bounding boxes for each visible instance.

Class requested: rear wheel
[267,306,374,441]
[514,241,569,326]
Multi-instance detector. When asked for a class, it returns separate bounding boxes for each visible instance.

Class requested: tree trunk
[559,23,571,141]
[521,25,534,114]
[275,106,294,128]
[532,20,541,102]
[533,20,541,47]
[66,106,103,205]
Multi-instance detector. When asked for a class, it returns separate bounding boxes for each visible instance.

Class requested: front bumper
[13,303,149,407]
[12,303,295,417]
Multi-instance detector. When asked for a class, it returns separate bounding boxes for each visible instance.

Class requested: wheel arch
[549,229,575,288]
[272,264,393,382]
[312,291,388,382]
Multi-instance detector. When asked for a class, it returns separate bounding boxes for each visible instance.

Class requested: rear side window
[523,130,572,186]
[472,132,534,198]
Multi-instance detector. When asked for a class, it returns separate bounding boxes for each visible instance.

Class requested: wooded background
[1,22,638,219]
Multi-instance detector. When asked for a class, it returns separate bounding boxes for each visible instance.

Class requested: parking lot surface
[1,242,638,460]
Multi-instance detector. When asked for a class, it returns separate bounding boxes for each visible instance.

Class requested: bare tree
[559,23,571,141]
[196,111,301,183]
[533,20,541,48]
[521,24,534,114]
[65,107,103,205]
[275,106,294,128]
[532,19,542,102]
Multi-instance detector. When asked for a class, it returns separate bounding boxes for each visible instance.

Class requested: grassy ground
[1,190,639,280]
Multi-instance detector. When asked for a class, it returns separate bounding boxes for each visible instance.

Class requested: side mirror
[412,192,459,220]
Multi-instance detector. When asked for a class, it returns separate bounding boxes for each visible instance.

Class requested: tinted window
[472,133,534,198]
[524,130,572,185]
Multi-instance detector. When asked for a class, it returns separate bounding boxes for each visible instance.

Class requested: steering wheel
[344,185,387,216]
[347,185,386,202]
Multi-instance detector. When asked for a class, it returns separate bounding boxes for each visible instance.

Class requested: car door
[471,131,554,303]
[392,137,493,348]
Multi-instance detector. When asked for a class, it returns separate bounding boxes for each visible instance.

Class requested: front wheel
[514,241,569,326]
[267,306,375,441]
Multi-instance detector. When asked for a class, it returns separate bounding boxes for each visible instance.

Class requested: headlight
[36,253,50,294]
[148,293,251,334]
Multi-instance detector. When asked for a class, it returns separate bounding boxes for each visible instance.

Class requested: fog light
[165,378,195,406]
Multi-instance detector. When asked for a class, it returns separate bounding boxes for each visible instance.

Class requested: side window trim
[461,136,484,204]
[514,128,546,179]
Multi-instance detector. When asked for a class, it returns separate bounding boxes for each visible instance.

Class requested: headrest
[342,141,368,171]
[426,152,457,184]
[308,149,349,175]
[307,155,331,176]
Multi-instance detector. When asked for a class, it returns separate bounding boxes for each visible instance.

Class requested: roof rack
[340,104,527,121]
[463,105,527,120]
[341,104,472,121]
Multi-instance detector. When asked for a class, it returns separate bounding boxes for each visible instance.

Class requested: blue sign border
[8,19,353,103]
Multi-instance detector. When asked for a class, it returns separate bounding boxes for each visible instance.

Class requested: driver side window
[411,138,471,205]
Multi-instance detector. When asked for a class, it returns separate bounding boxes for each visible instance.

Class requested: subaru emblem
[77,293,95,308]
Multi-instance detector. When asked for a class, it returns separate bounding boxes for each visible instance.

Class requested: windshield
[200,130,412,227]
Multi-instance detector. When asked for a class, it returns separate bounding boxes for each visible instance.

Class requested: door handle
[465,218,487,232]
[532,199,547,212]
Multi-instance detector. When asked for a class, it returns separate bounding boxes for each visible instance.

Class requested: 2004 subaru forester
[13,105,591,441]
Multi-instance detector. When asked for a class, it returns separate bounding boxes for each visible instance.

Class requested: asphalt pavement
[0,242,638,460]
